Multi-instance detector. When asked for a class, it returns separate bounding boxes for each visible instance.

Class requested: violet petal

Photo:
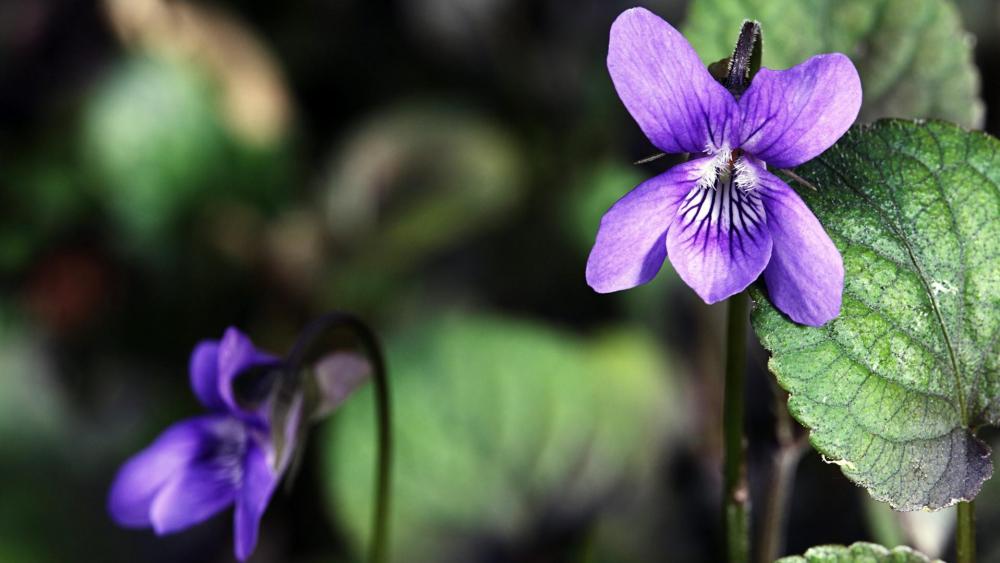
[665,175,772,303]
[189,340,225,411]
[234,440,278,561]
[148,418,247,535]
[586,158,710,293]
[738,53,862,169]
[217,327,277,418]
[608,8,738,154]
[755,166,844,326]
[107,416,217,528]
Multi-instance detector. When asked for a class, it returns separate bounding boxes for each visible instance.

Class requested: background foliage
[2,0,999,562]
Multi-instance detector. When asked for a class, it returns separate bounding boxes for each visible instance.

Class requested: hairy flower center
[697,147,757,193]
[726,148,745,167]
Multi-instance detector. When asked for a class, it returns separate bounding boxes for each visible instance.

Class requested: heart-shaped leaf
[752,120,999,510]
[683,0,984,128]
[777,542,940,563]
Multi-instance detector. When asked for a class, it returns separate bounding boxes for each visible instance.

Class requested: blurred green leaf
[0,146,91,273]
[81,55,290,247]
[321,313,678,561]
[82,56,225,240]
[777,542,940,563]
[751,120,1000,510]
[863,496,907,553]
[684,0,984,127]
[0,312,67,445]
[323,104,524,303]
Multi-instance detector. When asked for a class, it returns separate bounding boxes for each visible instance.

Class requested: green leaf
[81,55,290,248]
[321,313,679,561]
[82,56,225,240]
[752,119,1000,510]
[683,0,984,128]
[777,541,941,563]
[322,105,524,290]
[0,312,67,447]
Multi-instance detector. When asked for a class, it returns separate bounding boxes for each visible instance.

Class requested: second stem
[724,291,750,563]
[957,500,975,563]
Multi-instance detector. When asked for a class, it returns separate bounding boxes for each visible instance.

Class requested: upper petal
[148,417,248,535]
[107,415,223,528]
[586,157,711,293]
[234,440,279,561]
[217,327,278,419]
[190,340,225,411]
[738,53,861,168]
[608,8,738,154]
[755,167,843,326]
[666,173,773,303]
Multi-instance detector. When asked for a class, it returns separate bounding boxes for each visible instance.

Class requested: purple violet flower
[108,328,280,561]
[586,8,862,326]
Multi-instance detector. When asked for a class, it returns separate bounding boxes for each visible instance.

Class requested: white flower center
[697,146,759,194]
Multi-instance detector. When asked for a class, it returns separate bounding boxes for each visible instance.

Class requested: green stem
[369,335,392,563]
[957,500,975,563]
[287,313,393,563]
[758,387,804,563]
[724,291,750,563]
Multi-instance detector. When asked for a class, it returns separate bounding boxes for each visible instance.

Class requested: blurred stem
[368,330,392,563]
[862,496,905,550]
[574,527,597,563]
[723,291,750,563]
[757,388,805,563]
[957,501,975,563]
[288,313,393,563]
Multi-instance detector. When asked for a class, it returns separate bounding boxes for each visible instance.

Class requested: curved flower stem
[723,291,750,563]
[957,500,975,563]
[288,313,393,563]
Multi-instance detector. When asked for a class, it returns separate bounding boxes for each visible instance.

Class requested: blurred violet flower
[586,8,862,326]
[108,328,281,561]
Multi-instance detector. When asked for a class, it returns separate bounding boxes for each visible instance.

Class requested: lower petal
[234,440,279,561]
[756,170,843,326]
[148,417,248,535]
[107,416,218,528]
[586,158,710,293]
[666,175,772,303]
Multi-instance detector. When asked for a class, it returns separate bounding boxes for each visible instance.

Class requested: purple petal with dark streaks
[666,175,772,303]
[608,8,738,154]
[586,158,710,293]
[754,164,843,326]
[739,53,861,168]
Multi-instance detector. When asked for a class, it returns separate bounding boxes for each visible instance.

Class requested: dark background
[2,0,999,562]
